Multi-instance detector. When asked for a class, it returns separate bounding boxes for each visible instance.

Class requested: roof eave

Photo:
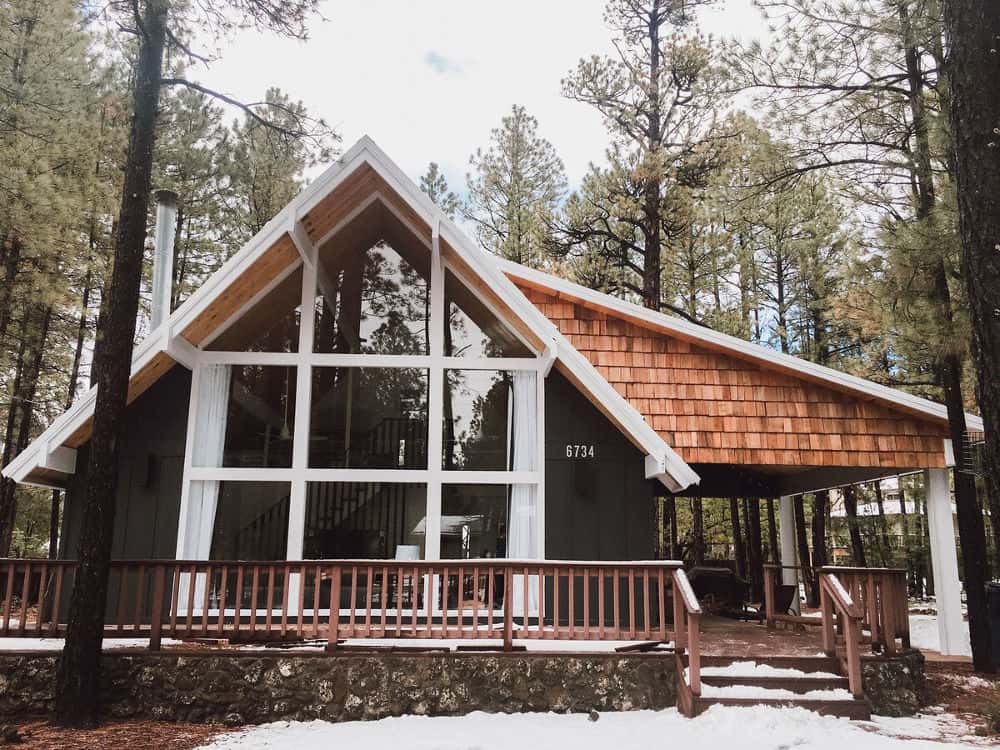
[500,258,983,433]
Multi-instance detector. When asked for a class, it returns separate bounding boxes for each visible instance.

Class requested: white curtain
[509,370,538,617]
[187,364,231,558]
[180,365,230,615]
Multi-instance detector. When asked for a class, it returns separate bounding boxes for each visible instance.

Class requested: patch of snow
[697,661,840,679]
[870,711,987,744]
[0,637,183,651]
[909,613,972,656]
[196,706,988,750]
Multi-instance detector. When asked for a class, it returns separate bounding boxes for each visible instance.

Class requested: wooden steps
[700,674,849,692]
[690,695,871,720]
[677,654,871,720]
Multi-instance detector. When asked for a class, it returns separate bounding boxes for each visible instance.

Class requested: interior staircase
[677,654,871,719]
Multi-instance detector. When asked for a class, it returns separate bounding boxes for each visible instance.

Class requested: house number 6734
[565,444,596,458]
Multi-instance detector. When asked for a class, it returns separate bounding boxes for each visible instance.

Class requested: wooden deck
[0,558,914,716]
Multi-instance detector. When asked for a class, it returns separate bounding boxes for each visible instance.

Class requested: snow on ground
[909,613,972,656]
[196,706,989,750]
[0,637,184,651]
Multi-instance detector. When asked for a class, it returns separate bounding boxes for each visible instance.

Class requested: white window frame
[174,214,546,564]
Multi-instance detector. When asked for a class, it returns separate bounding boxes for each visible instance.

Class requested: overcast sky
[199,0,767,194]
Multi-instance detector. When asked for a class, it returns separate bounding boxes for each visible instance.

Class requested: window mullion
[425,218,445,560]
[288,249,318,559]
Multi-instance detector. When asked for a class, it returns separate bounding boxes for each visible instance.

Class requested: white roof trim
[1,327,169,484]
[498,258,984,433]
[3,136,701,493]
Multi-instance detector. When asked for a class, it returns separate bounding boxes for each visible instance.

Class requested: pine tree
[942,0,1000,631]
[465,105,566,267]
[560,0,722,314]
[54,0,329,726]
[419,162,461,219]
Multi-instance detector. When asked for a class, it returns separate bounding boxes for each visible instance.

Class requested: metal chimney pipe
[151,189,178,331]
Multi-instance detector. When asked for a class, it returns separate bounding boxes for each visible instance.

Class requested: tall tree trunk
[690,497,705,566]
[898,482,914,594]
[0,303,52,553]
[0,234,22,353]
[0,311,31,554]
[729,497,746,580]
[843,485,868,566]
[49,253,95,559]
[943,0,1000,673]
[920,493,934,597]
[641,0,662,311]
[766,498,779,564]
[744,498,764,602]
[873,481,891,565]
[665,496,677,559]
[793,496,813,603]
[55,0,170,726]
[901,0,992,671]
[809,490,829,608]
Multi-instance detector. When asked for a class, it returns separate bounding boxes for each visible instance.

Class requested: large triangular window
[444,270,531,358]
[313,204,430,355]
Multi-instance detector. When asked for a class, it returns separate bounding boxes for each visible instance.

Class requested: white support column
[925,468,967,655]
[778,495,801,615]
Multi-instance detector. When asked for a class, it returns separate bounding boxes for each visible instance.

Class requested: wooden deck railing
[821,566,909,654]
[0,558,699,657]
[764,564,909,655]
[819,571,863,697]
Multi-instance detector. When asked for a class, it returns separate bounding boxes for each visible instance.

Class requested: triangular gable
[4,137,699,493]
[503,260,981,470]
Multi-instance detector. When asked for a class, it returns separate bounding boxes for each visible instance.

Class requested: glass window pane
[310,367,429,469]
[303,482,427,559]
[314,240,429,355]
[223,365,297,468]
[207,266,302,352]
[209,481,289,560]
[440,484,509,560]
[443,370,511,470]
[445,270,532,358]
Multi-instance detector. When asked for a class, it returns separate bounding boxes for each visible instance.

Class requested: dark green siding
[60,366,191,560]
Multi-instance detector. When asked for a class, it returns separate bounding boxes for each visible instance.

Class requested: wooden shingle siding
[522,286,948,469]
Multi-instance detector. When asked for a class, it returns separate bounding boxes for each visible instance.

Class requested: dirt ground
[1,719,227,749]
[924,661,1000,738]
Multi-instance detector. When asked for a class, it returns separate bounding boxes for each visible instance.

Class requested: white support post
[535,369,545,560]
[778,495,801,615]
[925,468,967,655]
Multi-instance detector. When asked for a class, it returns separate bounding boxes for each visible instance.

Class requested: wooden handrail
[671,568,701,696]
[819,571,863,697]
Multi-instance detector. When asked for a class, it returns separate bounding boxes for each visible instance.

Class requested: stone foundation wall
[0,651,677,725]
[862,650,927,716]
[0,648,927,723]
